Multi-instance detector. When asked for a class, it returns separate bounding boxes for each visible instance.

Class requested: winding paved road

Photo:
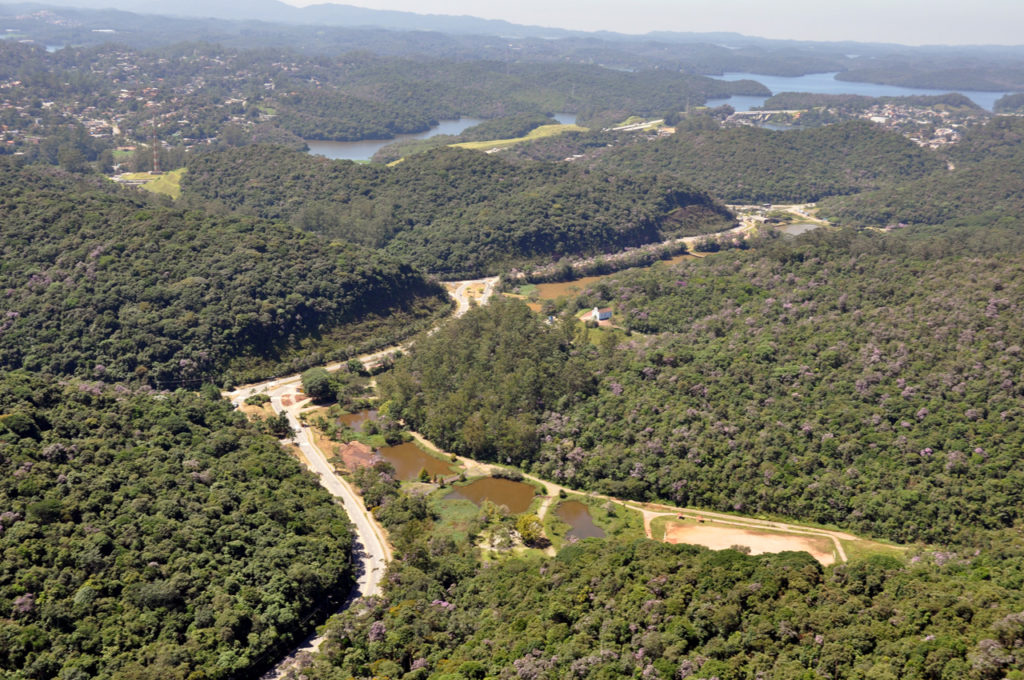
[226,377,392,680]
[230,275,497,678]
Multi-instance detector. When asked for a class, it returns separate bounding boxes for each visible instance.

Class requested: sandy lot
[665,522,836,566]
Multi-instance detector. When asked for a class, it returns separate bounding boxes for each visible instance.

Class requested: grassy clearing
[117,168,186,199]
[453,123,587,152]
[515,284,537,296]
[141,168,186,199]
[841,537,908,562]
[429,491,480,543]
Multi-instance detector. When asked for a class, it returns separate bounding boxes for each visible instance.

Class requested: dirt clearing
[664,521,836,565]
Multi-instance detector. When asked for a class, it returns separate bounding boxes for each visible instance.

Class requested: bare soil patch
[336,441,377,471]
[664,521,835,565]
[239,403,275,419]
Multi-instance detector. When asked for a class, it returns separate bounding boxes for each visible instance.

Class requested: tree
[516,514,544,545]
[302,367,334,402]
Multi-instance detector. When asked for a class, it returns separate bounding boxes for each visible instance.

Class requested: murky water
[378,442,454,482]
[556,501,606,540]
[444,477,536,514]
[777,222,822,236]
[338,409,378,432]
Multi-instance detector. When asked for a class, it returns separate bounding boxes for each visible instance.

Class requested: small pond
[444,477,536,514]
[338,409,378,433]
[378,442,454,482]
[777,222,822,237]
[556,501,606,540]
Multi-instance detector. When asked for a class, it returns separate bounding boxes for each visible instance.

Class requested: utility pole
[151,115,160,175]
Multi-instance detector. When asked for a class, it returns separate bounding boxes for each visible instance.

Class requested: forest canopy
[182,145,734,276]
[0,372,354,680]
[380,225,1024,545]
[0,160,449,387]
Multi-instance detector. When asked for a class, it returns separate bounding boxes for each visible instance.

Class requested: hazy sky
[281,0,1023,46]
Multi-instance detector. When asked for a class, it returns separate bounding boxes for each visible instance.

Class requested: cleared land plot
[663,519,837,566]
[453,124,586,152]
[115,168,186,198]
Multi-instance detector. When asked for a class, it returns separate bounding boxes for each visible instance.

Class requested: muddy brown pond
[444,477,536,514]
[556,500,606,540]
[338,409,378,432]
[378,442,454,482]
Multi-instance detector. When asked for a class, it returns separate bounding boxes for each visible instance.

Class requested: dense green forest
[0,372,354,679]
[380,225,1024,544]
[509,120,944,204]
[5,8,1024,679]
[297,534,1024,680]
[822,117,1024,227]
[0,159,449,386]
[181,145,734,276]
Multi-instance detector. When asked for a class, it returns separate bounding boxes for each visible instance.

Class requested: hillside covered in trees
[298,534,1024,680]
[380,224,1024,545]
[0,160,449,387]
[182,146,734,276]
[508,120,944,204]
[0,372,355,679]
[822,117,1024,228]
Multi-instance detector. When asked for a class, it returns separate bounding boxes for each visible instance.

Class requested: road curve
[225,379,392,680]
[230,277,497,678]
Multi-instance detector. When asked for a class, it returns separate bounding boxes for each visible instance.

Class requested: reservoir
[705,72,1010,112]
[306,117,483,161]
[444,477,536,514]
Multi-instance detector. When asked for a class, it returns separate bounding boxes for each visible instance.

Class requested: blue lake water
[306,117,483,161]
[705,72,1010,112]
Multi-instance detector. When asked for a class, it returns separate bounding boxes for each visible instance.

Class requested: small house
[591,307,612,322]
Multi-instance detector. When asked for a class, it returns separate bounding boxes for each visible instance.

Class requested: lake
[306,117,483,161]
[444,477,536,514]
[705,72,1010,112]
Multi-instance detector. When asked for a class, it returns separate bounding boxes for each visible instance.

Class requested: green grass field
[453,123,587,152]
[116,168,186,199]
[142,168,186,199]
